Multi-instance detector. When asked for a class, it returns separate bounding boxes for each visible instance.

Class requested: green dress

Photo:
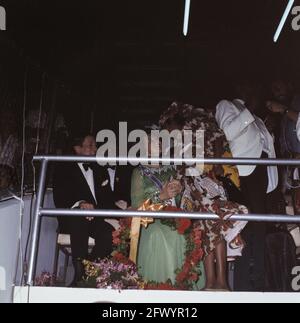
[131,166,205,289]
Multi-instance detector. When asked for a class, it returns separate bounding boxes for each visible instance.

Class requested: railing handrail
[27,155,300,286]
[40,208,300,224]
[33,155,300,166]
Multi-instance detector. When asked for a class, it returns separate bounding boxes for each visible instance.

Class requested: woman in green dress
[131,163,205,289]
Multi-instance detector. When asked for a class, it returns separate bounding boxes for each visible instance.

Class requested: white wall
[0,191,60,303]
[0,199,21,303]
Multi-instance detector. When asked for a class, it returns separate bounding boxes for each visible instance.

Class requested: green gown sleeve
[131,168,146,208]
[131,167,162,208]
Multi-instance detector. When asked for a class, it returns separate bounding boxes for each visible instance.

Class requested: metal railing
[26,155,300,286]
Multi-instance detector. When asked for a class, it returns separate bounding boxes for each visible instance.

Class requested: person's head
[0,109,17,135]
[270,80,292,102]
[162,114,185,132]
[0,165,14,190]
[234,81,261,112]
[234,80,253,100]
[71,134,97,156]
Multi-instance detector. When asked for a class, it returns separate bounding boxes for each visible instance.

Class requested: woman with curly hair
[160,102,248,291]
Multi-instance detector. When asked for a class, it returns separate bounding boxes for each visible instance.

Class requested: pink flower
[113,238,121,245]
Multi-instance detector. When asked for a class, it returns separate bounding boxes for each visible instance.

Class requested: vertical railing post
[26,159,48,286]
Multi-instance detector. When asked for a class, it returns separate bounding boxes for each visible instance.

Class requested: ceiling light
[274,0,295,42]
[183,0,191,36]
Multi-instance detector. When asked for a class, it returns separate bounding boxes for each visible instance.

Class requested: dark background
[1,0,300,132]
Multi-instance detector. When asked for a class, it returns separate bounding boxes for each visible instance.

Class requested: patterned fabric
[180,174,248,258]
[159,102,248,258]
[159,101,227,159]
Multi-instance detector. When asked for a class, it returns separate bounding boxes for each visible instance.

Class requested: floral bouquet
[35,272,56,287]
[111,204,204,290]
[79,258,144,290]
[112,218,132,256]
[160,206,192,235]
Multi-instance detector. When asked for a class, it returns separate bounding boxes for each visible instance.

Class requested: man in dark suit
[105,165,133,210]
[53,133,115,286]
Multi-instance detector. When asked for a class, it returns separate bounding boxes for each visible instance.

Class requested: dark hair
[162,114,185,130]
[67,132,94,154]
[233,81,262,104]
[0,164,16,189]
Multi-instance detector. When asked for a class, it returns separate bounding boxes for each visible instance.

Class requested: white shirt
[74,164,119,230]
[107,167,116,191]
[216,99,278,193]
[75,163,97,205]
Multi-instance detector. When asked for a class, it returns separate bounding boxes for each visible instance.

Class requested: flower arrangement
[35,272,56,287]
[144,281,178,290]
[79,257,144,290]
[112,205,204,290]
[160,206,192,235]
[175,221,203,290]
[112,218,132,257]
[35,205,203,290]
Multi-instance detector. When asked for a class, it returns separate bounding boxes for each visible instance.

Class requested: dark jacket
[53,162,115,231]
[106,166,133,208]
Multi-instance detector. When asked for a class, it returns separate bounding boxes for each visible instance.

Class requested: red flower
[113,252,125,261]
[123,218,132,227]
[112,230,121,245]
[182,262,192,275]
[113,252,134,265]
[177,219,192,235]
[113,238,121,245]
[146,283,177,290]
[190,272,199,282]
[112,231,119,238]
[165,206,182,212]
[176,271,187,283]
[191,249,204,262]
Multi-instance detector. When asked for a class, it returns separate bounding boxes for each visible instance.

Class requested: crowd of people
[0,108,68,192]
[1,79,300,291]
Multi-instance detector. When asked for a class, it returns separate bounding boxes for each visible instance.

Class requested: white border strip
[14,287,300,304]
